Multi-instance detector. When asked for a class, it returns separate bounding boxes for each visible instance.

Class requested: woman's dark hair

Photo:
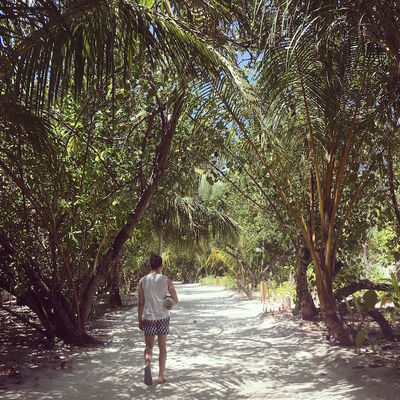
[150,254,163,270]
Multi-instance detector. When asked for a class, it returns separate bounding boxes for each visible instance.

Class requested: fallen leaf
[60,361,72,370]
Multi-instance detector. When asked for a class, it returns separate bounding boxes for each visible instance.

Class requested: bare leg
[158,334,167,382]
[144,335,155,367]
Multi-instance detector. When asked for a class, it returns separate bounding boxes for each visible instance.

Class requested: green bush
[386,272,400,311]
[199,276,296,302]
[267,280,296,302]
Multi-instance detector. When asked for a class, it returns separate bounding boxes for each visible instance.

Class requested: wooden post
[261,281,267,311]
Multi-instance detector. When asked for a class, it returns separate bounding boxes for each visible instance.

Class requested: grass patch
[269,281,296,302]
[199,275,237,290]
[199,276,296,302]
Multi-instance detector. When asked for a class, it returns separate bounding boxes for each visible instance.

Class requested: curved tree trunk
[19,284,98,345]
[368,309,395,340]
[334,279,390,303]
[0,87,185,345]
[231,249,252,298]
[333,279,394,340]
[79,92,185,327]
[293,246,317,320]
[1,239,94,345]
[158,232,164,256]
[109,255,123,308]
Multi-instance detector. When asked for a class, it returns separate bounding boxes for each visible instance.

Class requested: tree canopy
[1,0,400,347]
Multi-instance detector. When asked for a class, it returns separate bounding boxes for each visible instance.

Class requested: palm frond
[153,194,240,249]
[0,93,55,159]
[204,246,236,275]
[1,0,250,112]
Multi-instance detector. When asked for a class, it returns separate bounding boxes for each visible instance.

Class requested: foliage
[350,290,380,351]
[268,281,296,303]
[354,290,379,314]
[0,0,250,343]
[1,0,400,347]
[199,275,237,291]
[369,227,400,273]
[385,273,400,312]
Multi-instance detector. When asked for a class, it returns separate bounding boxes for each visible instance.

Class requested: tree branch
[334,280,390,303]
[0,158,49,226]
[368,309,394,340]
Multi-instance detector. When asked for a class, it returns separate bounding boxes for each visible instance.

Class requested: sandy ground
[2,283,400,400]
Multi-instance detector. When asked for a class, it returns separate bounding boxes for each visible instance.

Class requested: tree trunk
[334,279,390,303]
[158,232,164,256]
[1,236,97,345]
[363,242,372,274]
[334,280,394,340]
[368,309,395,340]
[321,301,356,346]
[311,206,357,345]
[109,255,123,308]
[232,249,251,298]
[19,285,98,345]
[195,265,205,281]
[317,275,356,345]
[242,260,257,289]
[293,245,317,320]
[79,92,185,326]
[1,92,185,345]
[235,249,242,288]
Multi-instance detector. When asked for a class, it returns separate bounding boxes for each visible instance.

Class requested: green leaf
[362,290,378,312]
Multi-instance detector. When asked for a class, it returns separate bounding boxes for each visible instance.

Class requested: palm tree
[211,2,393,343]
[270,33,388,344]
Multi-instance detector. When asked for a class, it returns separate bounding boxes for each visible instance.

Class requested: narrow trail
[6,284,400,399]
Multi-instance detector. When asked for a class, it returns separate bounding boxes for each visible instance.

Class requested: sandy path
[4,284,400,399]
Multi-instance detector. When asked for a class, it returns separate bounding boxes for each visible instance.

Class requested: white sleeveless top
[142,273,169,320]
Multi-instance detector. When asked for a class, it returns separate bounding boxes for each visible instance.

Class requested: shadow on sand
[4,284,400,400]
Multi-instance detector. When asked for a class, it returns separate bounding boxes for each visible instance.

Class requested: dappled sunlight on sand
[4,284,400,399]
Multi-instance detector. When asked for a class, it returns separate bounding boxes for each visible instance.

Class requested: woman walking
[138,255,178,385]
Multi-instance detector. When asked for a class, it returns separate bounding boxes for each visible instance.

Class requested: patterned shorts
[143,317,170,336]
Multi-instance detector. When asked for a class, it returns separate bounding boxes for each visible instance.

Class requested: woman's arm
[138,279,145,330]
[167,278,178,304]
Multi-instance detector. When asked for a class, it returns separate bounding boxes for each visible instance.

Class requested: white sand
[3,284,400,399]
